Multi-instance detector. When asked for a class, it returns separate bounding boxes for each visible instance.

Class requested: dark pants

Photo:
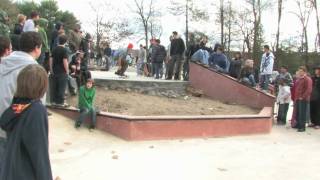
[154,62,163,79]
[183,58,189,81]
[115,59,128,76]
[259,74,271,91]
[76,108,97,127]
[50,74,68,105]
[310,99,320,125]
[167,54,183,80]
[277,103,289,124]
[296,100,308,130]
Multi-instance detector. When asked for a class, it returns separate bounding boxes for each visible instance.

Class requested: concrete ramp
[189,62,275,109]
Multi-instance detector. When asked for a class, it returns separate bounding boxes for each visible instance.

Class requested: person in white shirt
[259,45,274,92]
[276,79,291,125]
[22,11,40,32]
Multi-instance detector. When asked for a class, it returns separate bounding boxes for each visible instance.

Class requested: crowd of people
[0,8,320,180]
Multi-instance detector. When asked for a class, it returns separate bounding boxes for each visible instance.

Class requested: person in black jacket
[229,52,243,79]
[151,39,167,79]
[167,31,185,80]
[0,64,53,180]
[310,66,320,129]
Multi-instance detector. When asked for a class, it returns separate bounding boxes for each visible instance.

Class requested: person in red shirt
[294,66,313,132]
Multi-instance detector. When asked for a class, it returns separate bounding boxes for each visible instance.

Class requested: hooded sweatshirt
[0,98,52,180]
[0,51,38,117]
[38,18,49,53]
[260,52,274,75]
[0,10,10,38]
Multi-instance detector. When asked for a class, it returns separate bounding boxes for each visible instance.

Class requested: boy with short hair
[0,64,53,180]
[276,79,291,125]
[75,78,96,129]
[50,34,69,107]
[0,35,11,63]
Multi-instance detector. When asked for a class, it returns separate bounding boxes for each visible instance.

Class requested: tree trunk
[252,0,262,65]
[186,0,189,48]
[314,0,320,51]
[220,0,224,46]
[275,0,283,68]
[304,26,309,66]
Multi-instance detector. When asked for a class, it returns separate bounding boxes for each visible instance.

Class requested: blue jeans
[50,74,68,104]
[242,74,256,87]
[76,108,97,127]
[260,74,271,91]
[154,63,163,79]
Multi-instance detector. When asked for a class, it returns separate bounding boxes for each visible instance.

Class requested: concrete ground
[50,111,320,180]
[90,66,182,82]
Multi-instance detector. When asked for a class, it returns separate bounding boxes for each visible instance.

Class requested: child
[75,78,96,129]
[0,64,53,179]
[277,78,291,125]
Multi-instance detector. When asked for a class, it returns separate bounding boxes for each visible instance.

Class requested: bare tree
[168,0,209,47]
[133,0,154,49]
[291,0,313,65]
[310,0,320,51]
[275,0,283,57]
[89,2,133,50]
[235,9,254,56]
[220,0,224,46]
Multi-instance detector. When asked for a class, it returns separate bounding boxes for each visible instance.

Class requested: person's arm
[63,58,69,74]
[22,104,53,180]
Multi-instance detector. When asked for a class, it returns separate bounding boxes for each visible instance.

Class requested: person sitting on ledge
[75,78,96,130]
[239,59,257,87]
[208,45,229,74]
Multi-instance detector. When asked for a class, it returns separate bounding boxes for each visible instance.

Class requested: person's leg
[263,74,271,91]
[315,100,320,126]
[259,75,266,90]
[167,57,175,80]
[183,58,189,81]
[56,74,68,105]
[297,100,307,131]
[248,74,257,87]
[49,74,56,104]
[283,103,289,124]
[277,104,284,124]
[155,63,160,79]
[310,101,317,125]
[89,108,97,129]
[160,63,164,79]
[75,108,89,128]
[174,55,183,80]
[291,102,297,128]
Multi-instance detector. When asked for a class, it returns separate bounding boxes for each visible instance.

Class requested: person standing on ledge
[167,31,185,80]
[75,78,96,130]
[259,45,274,92]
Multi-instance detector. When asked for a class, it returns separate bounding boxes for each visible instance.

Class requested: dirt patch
[67,87,260,116]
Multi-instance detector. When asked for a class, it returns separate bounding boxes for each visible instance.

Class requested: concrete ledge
[49,106,272,141]
[189,62,275,109]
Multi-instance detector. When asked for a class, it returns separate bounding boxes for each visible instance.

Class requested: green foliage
[16,1,38,18]
[0,0,19,28]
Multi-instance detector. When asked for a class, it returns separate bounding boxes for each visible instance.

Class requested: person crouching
[75,78,96,129]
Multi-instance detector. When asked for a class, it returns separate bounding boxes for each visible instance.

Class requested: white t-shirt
[23,19,36,32]
[277,85,291,104]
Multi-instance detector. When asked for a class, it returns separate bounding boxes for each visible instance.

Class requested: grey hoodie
[0,51,38,117]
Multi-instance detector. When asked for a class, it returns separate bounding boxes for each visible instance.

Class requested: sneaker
[297,128,306,132]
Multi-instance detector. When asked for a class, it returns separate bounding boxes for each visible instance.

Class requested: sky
[29,0,319,50]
